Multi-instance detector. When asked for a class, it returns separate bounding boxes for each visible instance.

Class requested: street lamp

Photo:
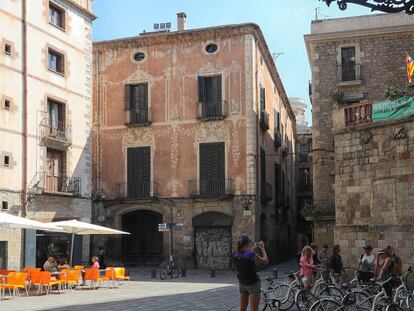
[320,0,414,14]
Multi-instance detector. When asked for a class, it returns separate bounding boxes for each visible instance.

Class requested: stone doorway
[122,210,163,266]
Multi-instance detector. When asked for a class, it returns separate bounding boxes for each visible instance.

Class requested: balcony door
[341,47,356,81]
[127,147,151,198]
[198,75,222,118]
[199,142,225,195]
[125,84,148,124]
[47,99,64,135]
[46,148,64,192]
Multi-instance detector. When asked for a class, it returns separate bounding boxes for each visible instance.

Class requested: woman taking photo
[233,234,269,311]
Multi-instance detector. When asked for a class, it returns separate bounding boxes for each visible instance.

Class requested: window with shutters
[274,110,281,148]
[189,142,233,197]
[197,75,224,119]
[127,147,153,198]
[259,86,269,130]
[338,46,361,82]
[125,83,150,125]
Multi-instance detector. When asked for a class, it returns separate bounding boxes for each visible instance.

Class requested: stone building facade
[92,17,297,269]
[305,13,414,267]
[0,0,95,269]
[290,98,313,247]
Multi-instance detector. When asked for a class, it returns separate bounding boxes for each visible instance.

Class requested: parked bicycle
[160,256,180,280]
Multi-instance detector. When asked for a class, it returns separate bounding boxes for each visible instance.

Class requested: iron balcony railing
[35,171,80,196]
[115,181,159,199]
[338,63,361,82]
[39,119,71,148]
[197,101,227,120]
[188,178,234,198]
[304,200,335,219]
[127,107,152,125]
[261,182,273,203]
[260,109,269,131]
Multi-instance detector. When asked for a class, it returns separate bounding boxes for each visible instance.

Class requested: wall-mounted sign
[372,95,414,122]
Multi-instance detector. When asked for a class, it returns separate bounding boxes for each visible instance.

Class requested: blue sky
[93,0,370,123]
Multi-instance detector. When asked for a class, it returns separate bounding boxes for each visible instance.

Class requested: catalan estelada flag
[405,51,414,83]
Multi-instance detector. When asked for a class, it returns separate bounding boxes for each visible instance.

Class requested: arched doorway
[193,212,233,270]
[122,210,163,266]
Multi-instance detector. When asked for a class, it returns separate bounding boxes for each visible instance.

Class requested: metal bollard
[151,268,156,279]
[273,268,278,279]
[211,268,216,278]
[181,268,186,277]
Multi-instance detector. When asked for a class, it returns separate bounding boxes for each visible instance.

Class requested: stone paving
[1,259,298,311]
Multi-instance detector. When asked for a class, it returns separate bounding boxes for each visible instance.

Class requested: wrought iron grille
[320,0,414,15]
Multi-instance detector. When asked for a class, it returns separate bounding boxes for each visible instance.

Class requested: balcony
[115,182,159,199]
[337,63,361,84]
[344,102,372,127]
[188,178,234,198]
[274,131,282,148]
[304,200,335,221]
[298,152,309,162]
[260,182,273,203]
[34,171,80,196]
[39,120,71,150]
[260,109,269,131]
[297,181,312,192]
[197,101,227,121]
[126,108,151,126]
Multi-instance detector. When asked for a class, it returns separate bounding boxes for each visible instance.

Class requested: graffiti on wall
[195,227,231,270]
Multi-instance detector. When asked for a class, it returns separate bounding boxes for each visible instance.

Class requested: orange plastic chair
[104,268,116,288]
[65,269,81,289]
[29,270,42,291]
[39,272,61,295]
[4,272,29,297]
[83,268,99,289]
[113,267,130,284]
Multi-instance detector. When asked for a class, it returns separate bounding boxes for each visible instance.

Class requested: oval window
[205,43,218,54]
[134,52,145,62]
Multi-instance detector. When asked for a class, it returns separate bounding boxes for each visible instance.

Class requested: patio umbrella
[0,212,63,231]
[48,219,130,266]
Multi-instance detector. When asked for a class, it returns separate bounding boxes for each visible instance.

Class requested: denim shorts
[239,281,261,295]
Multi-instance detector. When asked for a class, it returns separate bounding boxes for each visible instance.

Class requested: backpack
[391,255,402,277]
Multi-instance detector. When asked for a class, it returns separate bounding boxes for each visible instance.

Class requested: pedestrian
[299,245,317,288]
[318,244,330,266]
[329,245,343,288]
[310,243,320,265]
[357,244,375,283]
[43,256,58,272]
[376,245,402,297]
[232,234,269,311]
[90,256,100,269]
[99,246,106,269]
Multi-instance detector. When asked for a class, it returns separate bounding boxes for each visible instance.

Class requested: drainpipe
[20,0,28,269]
[95,51,101,197]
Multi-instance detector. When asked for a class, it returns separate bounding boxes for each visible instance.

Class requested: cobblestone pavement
[1,259,298,311]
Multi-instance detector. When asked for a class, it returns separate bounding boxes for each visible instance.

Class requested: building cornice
[60,0,97,20]
[94,23,296,129]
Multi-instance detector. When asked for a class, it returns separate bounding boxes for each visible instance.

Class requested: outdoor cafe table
[50,271,66,292]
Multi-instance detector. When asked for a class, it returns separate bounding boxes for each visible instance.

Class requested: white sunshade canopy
[49,219,130,235]
[0,212,63,231]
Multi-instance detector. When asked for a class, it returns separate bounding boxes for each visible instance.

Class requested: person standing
[329,245,343,288]
[99,246,106,269]
[357,244,375,283]
[376,246,402,297]
[299,246,317,288]
[318,244,330,266]
[233,234,269,311]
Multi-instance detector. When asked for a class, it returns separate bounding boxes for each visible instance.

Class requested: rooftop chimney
[177,12,187,31]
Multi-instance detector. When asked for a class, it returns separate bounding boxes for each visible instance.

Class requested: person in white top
[357,244,375,283]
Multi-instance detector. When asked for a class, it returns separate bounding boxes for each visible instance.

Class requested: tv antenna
[273,52,284,62]
[315,7,330,20]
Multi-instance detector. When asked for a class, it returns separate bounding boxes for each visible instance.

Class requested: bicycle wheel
[296,289,317,311]
[269,284,290,300]
[171,269,180,278]
[160,269,169,280]
[278,286,296,311]
[405,293,414,310]
[309,298,342,311]
[384,304,402,311]
[318,285,344,300]
[262,290,280,311]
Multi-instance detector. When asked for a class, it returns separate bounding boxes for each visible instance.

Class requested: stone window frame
[1,201,8,211]
[48,0,67,32]
[2,39,17,59]
[336,43,362,86]
[1,152,14,169]
[46,44,67,77]
[1,95,13,111]
[203,41,220,56]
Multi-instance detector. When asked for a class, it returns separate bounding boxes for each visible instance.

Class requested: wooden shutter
[212,75,222,104]
[127,147,151,184]
[260,87,266,110]
[198,76,206,103]
[138,83,148,113]
[125,84,131,110]
[200,142,225,181]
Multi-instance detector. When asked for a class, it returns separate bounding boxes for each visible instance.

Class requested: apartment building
[306,13,414,266]
[0,0,95,269]
[92,15,297,268]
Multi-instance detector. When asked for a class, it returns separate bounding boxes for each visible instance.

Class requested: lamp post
[320,0,414,14]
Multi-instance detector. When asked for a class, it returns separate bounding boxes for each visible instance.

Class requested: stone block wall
[335,118,414,268]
